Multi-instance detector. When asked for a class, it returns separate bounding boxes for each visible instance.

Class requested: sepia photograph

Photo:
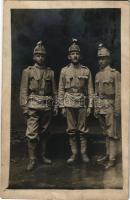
[1,1,129,199]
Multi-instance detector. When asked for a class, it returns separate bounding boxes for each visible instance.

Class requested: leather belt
[65,88,84,93]
[97,94,115,99]
[31,91,45,96]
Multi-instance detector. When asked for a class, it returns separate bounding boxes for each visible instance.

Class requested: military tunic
[20,63,57,140]
[58,63,94,135]
[94,65,121,139]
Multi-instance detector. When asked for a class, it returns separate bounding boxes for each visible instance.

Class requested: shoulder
[81,65,91,74]
[110,67,120,73]
[22,66,33,74]
[62,65,70,70]
[60,65,69,73]
[110,68,117,73]
[81,65,89,70]
[95,71,101,79]
[24,66,33,71]
[46,67,55,77]
[110,67,121,77]
[47,66,54,73]
[47,66,53,71]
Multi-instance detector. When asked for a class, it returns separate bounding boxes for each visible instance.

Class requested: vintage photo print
[1,1,129,199]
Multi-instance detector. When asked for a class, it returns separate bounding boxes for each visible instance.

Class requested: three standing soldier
[58,39,94,164]
[20,40,121,170]
[94,43,121,169]
[20,41,58,171]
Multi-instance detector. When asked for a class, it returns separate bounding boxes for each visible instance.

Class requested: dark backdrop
[11,9,121,135]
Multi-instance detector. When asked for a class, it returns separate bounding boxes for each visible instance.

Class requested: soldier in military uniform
[94,43,121,169]
[20,41,58,171]
[58,39,94,164]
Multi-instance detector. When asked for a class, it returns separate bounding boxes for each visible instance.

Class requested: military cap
[68,38,80,52]
[97,43,110,57]
[33,41,46,55]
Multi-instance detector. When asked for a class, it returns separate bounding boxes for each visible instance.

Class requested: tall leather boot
[97,136,109,162]
[41,137,52,164]
[105,138,116,169]
[26,139,37,171]
[67,135,78,164]
[80,135,90,163]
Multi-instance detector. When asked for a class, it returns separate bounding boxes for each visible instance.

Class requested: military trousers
[97,112,119,139]
[26,109,52,140]
[98,113,119,160]
[66,107,89,135]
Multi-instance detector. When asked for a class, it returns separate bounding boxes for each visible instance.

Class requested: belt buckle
[39,91,44,95]
[73,88,78,93]
[100,95,104,99]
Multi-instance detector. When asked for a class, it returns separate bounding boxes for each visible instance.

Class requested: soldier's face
[33,53,45,65]
[98,56,110,68]
[68,51,80,64]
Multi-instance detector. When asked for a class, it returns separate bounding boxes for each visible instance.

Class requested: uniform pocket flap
[30,68,41,80]
[78,75,88,79]
[95,80,99,84]
[45,77,51,81]
[103,79,113,84]
[103,80,110,84]
[66,76,73,81]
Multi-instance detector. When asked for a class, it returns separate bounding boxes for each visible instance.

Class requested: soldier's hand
[94,111,99,118]
[53,108,58,116]
[86,107,91,117]
[23,108,29,118]
[61,108,66,117]
[94,113,98,118]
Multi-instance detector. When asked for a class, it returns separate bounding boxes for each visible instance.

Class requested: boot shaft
[80,135,87,154]
[27,139,37,160]
[69,135,78,155]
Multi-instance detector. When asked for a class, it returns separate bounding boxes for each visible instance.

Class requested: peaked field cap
[33,41,46,55]
[68,38,80,52]
[97,43,110,57]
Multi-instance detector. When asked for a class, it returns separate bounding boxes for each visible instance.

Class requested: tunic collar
[69,63,81,69]
[34,63,46,69]
[101,65,111,71]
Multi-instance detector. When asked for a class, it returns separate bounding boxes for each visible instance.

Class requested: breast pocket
[78,76,88,88]
[65,76,73,89]
[44,78,52,95]
[29,77,39,91]
[103,79,115,94]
